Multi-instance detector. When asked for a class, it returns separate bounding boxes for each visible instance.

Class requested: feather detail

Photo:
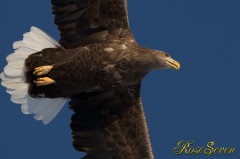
[0,26,68,124]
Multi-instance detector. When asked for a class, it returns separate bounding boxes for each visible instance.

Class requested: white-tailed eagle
[1,0,180,158]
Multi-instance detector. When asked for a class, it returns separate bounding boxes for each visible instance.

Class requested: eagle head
[152,50,181,70]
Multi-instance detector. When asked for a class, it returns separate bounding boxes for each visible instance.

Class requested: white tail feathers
[1,26,68,125]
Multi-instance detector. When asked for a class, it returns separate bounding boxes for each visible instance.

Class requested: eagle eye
[163,53,169,57]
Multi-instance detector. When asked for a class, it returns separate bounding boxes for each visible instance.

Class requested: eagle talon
[33,65,53,76]
[33,77,55,86]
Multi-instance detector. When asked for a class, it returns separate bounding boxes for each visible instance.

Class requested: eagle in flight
[1,0,180,158]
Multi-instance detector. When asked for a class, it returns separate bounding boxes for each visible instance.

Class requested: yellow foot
[33,65,53,76]
[33,77,55,86]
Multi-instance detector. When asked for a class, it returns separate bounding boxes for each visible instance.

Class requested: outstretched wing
[51,0,130,48]
[69,85,154,159]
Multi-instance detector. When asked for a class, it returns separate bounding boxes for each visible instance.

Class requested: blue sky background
[0,0,240,159]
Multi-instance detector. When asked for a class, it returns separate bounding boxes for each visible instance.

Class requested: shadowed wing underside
[70,85,153,159]
[51,0,130,48]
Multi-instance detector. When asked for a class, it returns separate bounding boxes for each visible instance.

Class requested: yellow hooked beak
[165,57,181,70]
